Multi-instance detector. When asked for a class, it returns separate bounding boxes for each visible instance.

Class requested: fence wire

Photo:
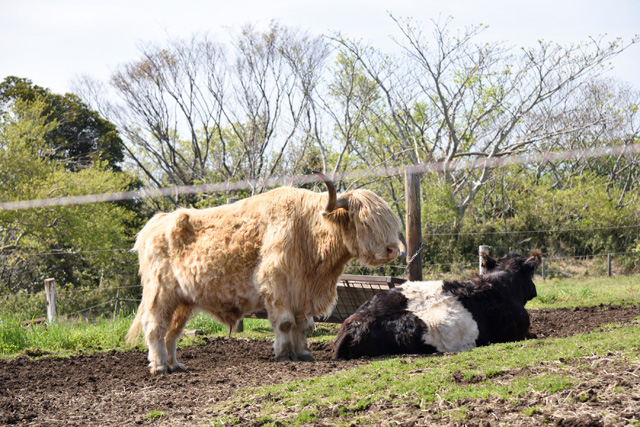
[2,252,638,326]
[1,143,639,323]
[1,143,638,211]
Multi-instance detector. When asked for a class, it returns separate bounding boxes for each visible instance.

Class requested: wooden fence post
[227,197,244,333]
[113,287,120,320]
[405,169,423,282]
[44,278,57,325]
[478,245,491,275]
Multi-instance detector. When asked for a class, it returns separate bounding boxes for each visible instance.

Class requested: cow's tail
[126,281,156,345]
[126,307,143,344]
[126,212,170,345]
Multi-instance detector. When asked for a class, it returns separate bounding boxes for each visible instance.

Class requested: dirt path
[1,304,639,426]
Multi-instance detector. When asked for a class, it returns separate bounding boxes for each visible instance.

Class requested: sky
[1,0,639,96]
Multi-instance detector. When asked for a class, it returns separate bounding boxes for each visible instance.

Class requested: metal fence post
[541,257,546,280]
[608,253,612,277]
[44,278,57,325]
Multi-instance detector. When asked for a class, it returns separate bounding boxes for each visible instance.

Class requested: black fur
[332,289,437,359]
[443,252,539,346]
[333,251,541,360]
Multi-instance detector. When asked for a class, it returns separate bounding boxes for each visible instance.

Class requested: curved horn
[313,171,337,212]
[313,171,350,212]
[398,232,407,259]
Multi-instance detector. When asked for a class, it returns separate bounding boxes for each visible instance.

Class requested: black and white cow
[332,250,542,360]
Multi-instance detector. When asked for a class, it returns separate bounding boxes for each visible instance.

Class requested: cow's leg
[271,310,297,361]
[291,316,315,362]
[271,311,316,362]
[165,303,194,372]
[141,292,179,374]
[260,269,311,361]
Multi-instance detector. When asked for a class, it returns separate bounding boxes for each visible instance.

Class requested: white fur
[398,281,479,353]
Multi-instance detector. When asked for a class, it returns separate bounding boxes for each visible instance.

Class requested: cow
[332,250,542,360]
[126,173,405,373]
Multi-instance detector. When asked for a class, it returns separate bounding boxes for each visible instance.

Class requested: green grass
[529,274,640,309]
[1,274,639,359]
[2,274,640,425]
[0,313,132,357]
[210,321,640,426]
[183,312,338,343]
[145,410,166,420]
[0,310,335,358]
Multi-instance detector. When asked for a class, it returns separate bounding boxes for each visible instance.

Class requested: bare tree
[333,16,638,220]
[108,37,222,189]
[534,78,640,204]
[76,23,330,201]
[228,23,331,186]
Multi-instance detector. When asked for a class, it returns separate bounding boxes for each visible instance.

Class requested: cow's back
[133,187,325,320]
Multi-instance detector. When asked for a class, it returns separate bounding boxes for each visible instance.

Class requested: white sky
[1,0,639,96]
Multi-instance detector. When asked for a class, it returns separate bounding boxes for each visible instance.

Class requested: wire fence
[1,144,639,212]
[3,248,638,328]
[1,143,639,324]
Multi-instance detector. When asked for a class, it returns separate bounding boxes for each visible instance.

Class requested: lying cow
[332,250,541,360]
[126,172,405,373]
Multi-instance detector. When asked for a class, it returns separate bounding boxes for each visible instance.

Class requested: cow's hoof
[297,352,315,362]
[275,353,298,362]
[149,364,170,375]
[169,363,187,373]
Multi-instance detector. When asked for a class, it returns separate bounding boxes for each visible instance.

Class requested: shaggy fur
[332,251,541,360]
[127,176,404,373]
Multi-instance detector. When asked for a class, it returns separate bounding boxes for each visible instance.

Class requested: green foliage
[0,290,47,320]
[0,92,140,294]
[145,410,167,420]
[503,173,637,255]
[0,76,124,171]
[420,168,640,275]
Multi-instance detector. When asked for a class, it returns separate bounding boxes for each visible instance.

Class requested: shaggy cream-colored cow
[127,173,405,373]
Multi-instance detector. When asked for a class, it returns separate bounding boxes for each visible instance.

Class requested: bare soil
[1,304,639,426]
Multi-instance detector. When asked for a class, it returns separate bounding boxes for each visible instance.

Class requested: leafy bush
[420,171,640,275]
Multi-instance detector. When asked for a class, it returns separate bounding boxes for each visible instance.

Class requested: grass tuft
[145,410,166,419]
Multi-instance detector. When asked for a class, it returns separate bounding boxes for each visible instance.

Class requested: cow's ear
[481,252,497,271]
[322,194,351,223]
[322,207,350,224]
[524,250,542,271]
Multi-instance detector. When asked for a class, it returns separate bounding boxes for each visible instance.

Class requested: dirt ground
[1,304,639,426]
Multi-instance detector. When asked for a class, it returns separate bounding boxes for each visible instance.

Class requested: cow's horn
[313,171,348,213]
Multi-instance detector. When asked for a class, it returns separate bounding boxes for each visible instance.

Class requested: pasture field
[213,318,640,426]
[530,274,640,309]
[2,274,639,358]
[0,274,639,426]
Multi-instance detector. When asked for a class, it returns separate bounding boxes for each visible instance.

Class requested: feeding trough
[245,274,406,323]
